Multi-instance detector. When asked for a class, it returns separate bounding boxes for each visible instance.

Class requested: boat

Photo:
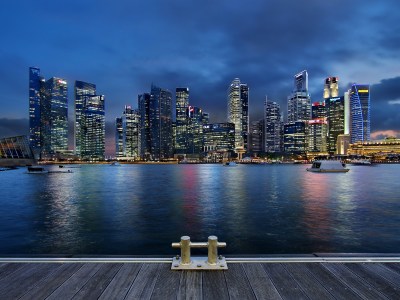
[350,159,372,165]
[306,161,349,172]
[24,166,73,174]
[223,162,237,166]
[110,162,121,166]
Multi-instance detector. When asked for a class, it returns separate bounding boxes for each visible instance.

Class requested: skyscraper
[80,95,105,160]
[186,106,204,155]
[350,84,370,143]
[287,71,311,122]
[251,119,264,153]
[283,121,307,155]
[312,102,326,120]
[121,105,140,157]
[41,77,68,154]
[138,93,151,160]
[29,67,45,159]
[227,78,249,150]
[308,119,328,153]
[148,83,173,160]
[323,77,339,99]
[115,117,123,157]
[264,98,283,152]
[74,81,96,156]
[175,87,189,154]
[327,96,345,154]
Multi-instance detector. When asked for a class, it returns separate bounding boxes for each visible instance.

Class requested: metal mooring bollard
[171,235,227,270]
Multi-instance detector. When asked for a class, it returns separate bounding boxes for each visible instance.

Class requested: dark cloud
[0,118,29,139]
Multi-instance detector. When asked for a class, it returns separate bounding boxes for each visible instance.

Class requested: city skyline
[1,0,400,156]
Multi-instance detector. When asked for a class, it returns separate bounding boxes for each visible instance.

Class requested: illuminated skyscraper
[80,95,105,160]
[323,77,339,99]
[29,67,45,159]
[283,121,307,155]
[264,98,283,152]
[350,84,370,143]
[175,87,189,154]
[115,117,123,157]
[227,78,249,149]
[251,119,264,153]
[312,101,326,120]
[186,106,204,155]
[121,105,140,157]
[74,81,96,156]
[308,119,328,153]
[327,96,345,154]
[41,77,68,154]
[138,93,151,160]
[287,71,311,122]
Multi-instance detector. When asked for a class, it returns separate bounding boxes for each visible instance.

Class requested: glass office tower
[327,96,345,154]
[74,81,96,156]
[287,71,311,122]
[264,98,283,152]
[29,67,45,158]
[175,87,189,154]
[312,101,326,119]
[138,93,151,160]
[80,95,105,160]
[186,106,204,155]
[41,77,68,154]
[227,78,249,149]
[350,84,370,143]
[121,105,140,157]
[308,119,328,152]
[115,117,123,157]
[203,123,235,152]
[283,121,307,155]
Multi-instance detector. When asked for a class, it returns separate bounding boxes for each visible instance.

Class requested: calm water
[1,163,400,255]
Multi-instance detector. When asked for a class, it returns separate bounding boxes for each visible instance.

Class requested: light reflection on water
[1,163,400,255]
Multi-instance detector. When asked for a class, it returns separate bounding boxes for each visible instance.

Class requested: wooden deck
[1,257,400,299]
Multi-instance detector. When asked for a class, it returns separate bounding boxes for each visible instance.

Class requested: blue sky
[1,0,400,155]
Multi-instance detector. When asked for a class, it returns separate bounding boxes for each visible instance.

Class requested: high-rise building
[283,121,307,155]
[202,112,209,125]
[41,77,68,154]
[149,83,173,160]
[74,81,96,156]
[138,93,151,160]
[327,96,345,154]
[323,77,339,99]
[287,71,311,123]
[186,106,204,155]
[344,90,351,135]
[115,117,123,157]
[175,87,189,154]
[264,99,283,152]
[251,119,264,153]
[312,101,326,120]
[121,105,140,158]
[308,119,328,153]
[29,67,45,158]
[227,78,249,149]
[350,84,370,143]
[80,95,105,160]
[203,123,235,152]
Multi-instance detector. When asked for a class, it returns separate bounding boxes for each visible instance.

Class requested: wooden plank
[98,263,143,300]
[0,263,26,281]
[202,270,230,300]
[124,263,161,300]
[361,263,400,289]
[381,263,400,275]
[177,271,202,300]
[0,264,43,293]
[344,263,400,300]
[46,263,103,300]
[0,263,61,299]
[262,263,308,300]
[303,263,361,300]
[19,263,84,300]
[71,263,122,300]
[224,264,255,300]
[322,263,387,300]
[151,264,181,300]
[282,263,335,300]
[242,263,281,300]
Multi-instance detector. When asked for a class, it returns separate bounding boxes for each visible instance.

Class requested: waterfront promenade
[1,254,400,299]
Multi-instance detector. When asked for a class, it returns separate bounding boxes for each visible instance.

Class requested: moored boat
[24,166,73,174]
[223,162,237,166]
[110,162,121,166]
[306,161,349,172]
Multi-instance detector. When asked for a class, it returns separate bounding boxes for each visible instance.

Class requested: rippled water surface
[1,163,399,255]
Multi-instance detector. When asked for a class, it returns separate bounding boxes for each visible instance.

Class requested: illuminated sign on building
[58,79,67,84]
[357,90,369,93]
[308,119,328,125]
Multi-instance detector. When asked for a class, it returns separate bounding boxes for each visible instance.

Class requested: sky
[1,0,400,156]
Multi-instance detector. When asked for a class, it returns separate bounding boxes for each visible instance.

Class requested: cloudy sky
[1,0,399,155]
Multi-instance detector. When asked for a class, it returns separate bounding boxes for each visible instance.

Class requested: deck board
[282,263,335,300]
[322,263,387,300]
[242,263,282,300]
[98,263,143,300]
[262,263,309,300]
[0,259,400,299]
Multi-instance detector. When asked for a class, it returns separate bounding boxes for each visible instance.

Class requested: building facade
[323,77,339,99]
[203,123,235,152]
[264,99,283,152]
[308,119,328,153]
[74,81,96,156]
[29,67,44,158]
[312,101,326,120]
[115,117,123,157]
[227,78,249,149]
[251,119,264,153]
[283,121,307,155]
[327,96,345,154]
[186,106,204,156]
[175,87,189,154]
[121,106,140,158]
[350,84,370,143]
[138,93,151,160]
[287,71,311,123]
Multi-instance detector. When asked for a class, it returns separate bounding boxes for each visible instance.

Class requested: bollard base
[171,256,228,270]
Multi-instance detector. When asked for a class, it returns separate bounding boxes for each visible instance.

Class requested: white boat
[24,167,73,174]
[306,161,349,173]
[110,162,121,166]
[351,159,372,165]
[223,162,237,166]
